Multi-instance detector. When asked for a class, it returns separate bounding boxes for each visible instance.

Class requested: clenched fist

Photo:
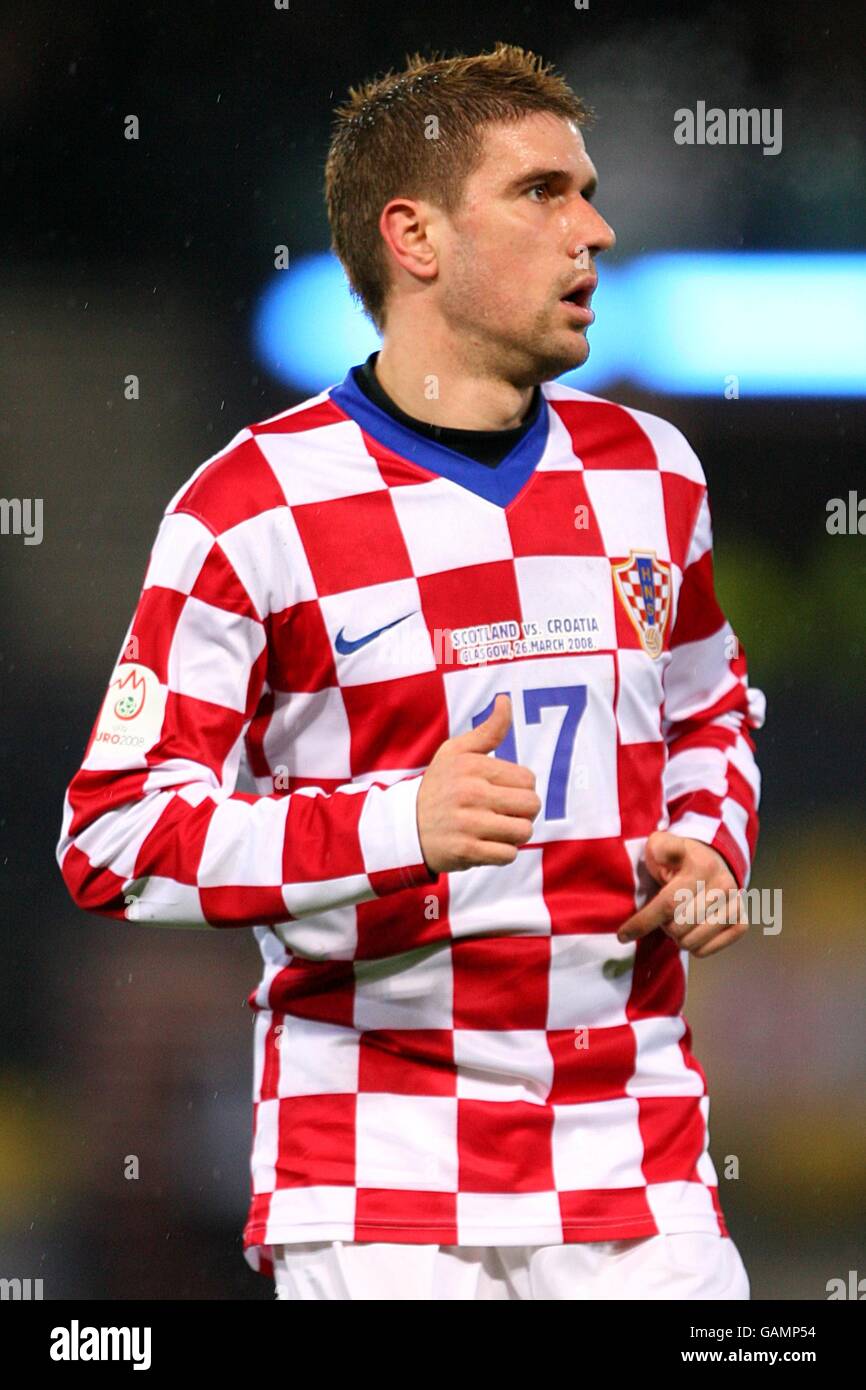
[416,694,542,874]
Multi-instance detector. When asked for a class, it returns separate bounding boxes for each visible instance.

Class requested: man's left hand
[616,831,747,958]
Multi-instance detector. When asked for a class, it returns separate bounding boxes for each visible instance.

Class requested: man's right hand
[416,693,542,874]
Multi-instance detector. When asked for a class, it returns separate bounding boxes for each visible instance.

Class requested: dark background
[1,0,864,1299]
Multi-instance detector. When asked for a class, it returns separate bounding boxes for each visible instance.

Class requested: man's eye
[528,183,549,202]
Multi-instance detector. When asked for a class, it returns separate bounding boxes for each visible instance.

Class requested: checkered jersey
[56,368,765,1275]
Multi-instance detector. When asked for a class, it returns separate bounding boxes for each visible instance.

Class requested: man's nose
[586,207,616,254]
[568,202,616,256]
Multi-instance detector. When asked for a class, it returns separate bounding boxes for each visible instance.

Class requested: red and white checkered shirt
[57,367,765,1277]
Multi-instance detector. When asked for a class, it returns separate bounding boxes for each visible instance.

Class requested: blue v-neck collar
[329,362,550,508]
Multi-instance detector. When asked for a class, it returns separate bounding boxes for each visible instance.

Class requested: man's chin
[529,332,591,383]
[564,330,591,369]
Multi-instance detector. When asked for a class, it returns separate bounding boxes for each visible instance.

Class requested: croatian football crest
[612,551,672,659]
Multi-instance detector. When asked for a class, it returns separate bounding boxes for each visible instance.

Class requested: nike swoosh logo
[335,610,418,655]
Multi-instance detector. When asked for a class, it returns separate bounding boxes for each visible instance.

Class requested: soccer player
[57,44,765,1300]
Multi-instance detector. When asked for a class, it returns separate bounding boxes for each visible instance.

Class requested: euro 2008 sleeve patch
[88,662,168,767]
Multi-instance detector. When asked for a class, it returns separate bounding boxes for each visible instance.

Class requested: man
[58,43,765,1300]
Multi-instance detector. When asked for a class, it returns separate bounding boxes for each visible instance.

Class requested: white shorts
[272,1232,750,1300]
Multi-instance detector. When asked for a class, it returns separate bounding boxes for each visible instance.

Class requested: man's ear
[378,197,439,284]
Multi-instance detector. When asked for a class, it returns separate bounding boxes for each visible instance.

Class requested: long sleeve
[661,488,766,889]
[56,491,435,941]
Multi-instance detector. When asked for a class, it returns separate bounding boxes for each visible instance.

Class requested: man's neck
[374,336,536,431]
[353,351,542,470]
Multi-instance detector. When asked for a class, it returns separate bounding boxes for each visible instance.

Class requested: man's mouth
[560,276,597,324]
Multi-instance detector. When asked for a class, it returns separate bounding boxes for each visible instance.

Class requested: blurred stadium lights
[254,251,866,397]
[254,254,380,395]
